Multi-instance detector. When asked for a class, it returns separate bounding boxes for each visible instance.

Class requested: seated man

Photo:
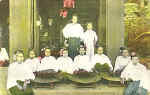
[121,56,149,95]
[56,49,75,74]
[7,50,35,95]
[25,49,40,73]
[92,47,113,71]
[0,48,9,66]
[114,49,131,74]
[74,46,94,72]
[37,48,58,72]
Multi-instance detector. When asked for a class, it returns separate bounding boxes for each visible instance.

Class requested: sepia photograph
[0,0,150,95]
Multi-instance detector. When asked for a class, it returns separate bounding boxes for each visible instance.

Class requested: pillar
[106,0,125,65]
[9,0,33,61]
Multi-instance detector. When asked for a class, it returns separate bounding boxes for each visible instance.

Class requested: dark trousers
[124,80,147,95]
[9,81,34,95]
[68,38,80,60]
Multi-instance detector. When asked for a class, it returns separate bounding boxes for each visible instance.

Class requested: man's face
[87,23,93,30]
[131,52,136,56]
[29,51,35,59]
[132,57,139,65]
[97,47,103,55]
[63,50,68,57]
[122,50,129,57]
[45,49,51,57]
[16,53,24,63]
[72,16,78,24]
[79,48,85,55]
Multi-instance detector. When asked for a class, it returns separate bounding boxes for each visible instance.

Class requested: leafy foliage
[94,63,110,73]
[124,1,150,57]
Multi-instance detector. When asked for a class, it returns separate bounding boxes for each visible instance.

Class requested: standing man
[84,22,97,60]
[63,14,84,60]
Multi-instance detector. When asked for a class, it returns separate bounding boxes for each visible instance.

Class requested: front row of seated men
[7,47,150,95]
[26,46,113,74]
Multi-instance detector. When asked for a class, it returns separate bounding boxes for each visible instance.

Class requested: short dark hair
[45,47,50,51]
[72,14,78,17]
[122,49,128,52]
[28,49,36,56]
[86,22,93,25]
[28,48,35,53]
[132,56,140,59]
[63,49,68,52]
[16,49,24,56]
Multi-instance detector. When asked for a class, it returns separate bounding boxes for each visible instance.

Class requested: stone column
[33,0,40,55]
[106,0,125,65]
[9,0,33,61]
[97,0,107,49]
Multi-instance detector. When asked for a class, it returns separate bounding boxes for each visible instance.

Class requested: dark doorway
[37,0,100,55]
[0,0,9,52]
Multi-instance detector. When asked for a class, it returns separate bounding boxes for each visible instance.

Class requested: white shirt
[121,63,150,91]
[37,56,58,72]
[63,23,84,39]
[140,70,150,92]
[0,48,9,61]
[92,54,113,71]
[24,58,40,72]
[7,62,35,89]
[114,56,131,72]
[56,56,75,74]
[84,30,97,45]
[74,55,94,72]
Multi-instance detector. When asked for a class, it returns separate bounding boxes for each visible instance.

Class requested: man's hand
[64,40,69,47]
[120,78,125,84]
[23,80,30,90]
[17,84,23,90]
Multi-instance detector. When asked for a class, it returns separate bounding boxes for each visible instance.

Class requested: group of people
[114,49,150,95]
[63,14,98,60]
[6,46,112,95]
[0,45,149,95]
[1,14,150,95]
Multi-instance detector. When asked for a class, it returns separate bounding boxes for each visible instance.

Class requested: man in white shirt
[121,56,149,95]
[37,48,58,72]
[84,22,97,60]
[63,15,84,59]
[7,50,35,95]
[56,49,75,74]
[25,49,40,73]
[114,49,132,74]
[74,46,94,72]
[0,48,9,66]
[92,47,113,71]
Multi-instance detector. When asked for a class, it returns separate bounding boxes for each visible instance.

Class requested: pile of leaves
[74,69,95,78]
[93,63,110,73]
[36,69,58,79]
